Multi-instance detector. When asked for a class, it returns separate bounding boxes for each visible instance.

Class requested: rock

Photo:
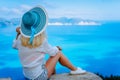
[0,72,102,80]
[50,72,103,80]
[0,78,11,80]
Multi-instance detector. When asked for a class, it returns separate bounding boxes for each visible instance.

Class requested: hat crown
[22,11,38,28]
[21,6,48,38]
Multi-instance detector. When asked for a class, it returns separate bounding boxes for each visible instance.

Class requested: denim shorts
[25,65,48,80]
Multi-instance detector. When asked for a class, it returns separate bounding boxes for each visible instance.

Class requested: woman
[13,6,86,80]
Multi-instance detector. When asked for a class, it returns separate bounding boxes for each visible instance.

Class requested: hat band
[29,18,37,44]
[29,26,37,44]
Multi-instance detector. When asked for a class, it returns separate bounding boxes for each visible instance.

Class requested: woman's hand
[16,27,20,34]
[16,27,21,39]
[56,46,62,51]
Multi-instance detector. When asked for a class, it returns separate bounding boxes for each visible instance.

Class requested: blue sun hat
[20,6,48,44]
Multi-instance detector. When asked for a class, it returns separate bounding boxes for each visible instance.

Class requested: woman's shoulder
[42,38,49,45]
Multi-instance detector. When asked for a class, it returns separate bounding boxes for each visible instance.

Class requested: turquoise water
[0,22,120,80]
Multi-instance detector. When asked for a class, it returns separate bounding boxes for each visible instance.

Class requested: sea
[0,21,120,80]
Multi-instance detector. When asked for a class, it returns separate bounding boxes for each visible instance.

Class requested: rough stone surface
[50,72,103,80]
[0,78,11,80]
[0,72,102,80]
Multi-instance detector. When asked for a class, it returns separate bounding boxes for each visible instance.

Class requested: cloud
[77,21,101,25]
[48,21,101,26]
[48,22,63,25]
[20,5,31,10]
[0,7,21,14]
[0,5,31,19]
[12,8,22,14]
[48,22,73,26]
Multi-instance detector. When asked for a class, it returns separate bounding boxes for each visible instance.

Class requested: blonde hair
[21,31,46,48]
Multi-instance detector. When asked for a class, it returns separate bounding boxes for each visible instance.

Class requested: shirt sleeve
[44,39,59,56]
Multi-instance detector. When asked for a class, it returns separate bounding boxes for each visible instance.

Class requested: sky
[0,0,120,20]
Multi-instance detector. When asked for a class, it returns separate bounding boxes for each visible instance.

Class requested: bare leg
[58,52,77,71]
[45,51,77,78]
[57,46,76,70]
[52,68,56,75]
[45,52,61,78]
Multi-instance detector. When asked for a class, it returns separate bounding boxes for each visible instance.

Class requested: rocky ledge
[50,72,103,80]
[0,78,11,80]
[0,72,102,80]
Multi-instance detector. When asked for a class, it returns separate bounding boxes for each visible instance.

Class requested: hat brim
[21,6,48,38]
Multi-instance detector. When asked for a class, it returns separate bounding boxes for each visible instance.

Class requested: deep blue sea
[0,21,120,80]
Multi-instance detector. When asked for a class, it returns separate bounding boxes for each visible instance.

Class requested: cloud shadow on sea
[79,52,120,76]
[0,67,25,80]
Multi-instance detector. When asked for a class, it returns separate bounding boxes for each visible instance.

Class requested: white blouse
[12,35,59,79]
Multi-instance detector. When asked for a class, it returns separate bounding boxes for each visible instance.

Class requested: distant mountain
[49,17,82,23]
[10,18,20,25]
[49,17,82,24]
[0,17,101,28]
[0,18,12,28]
[49,17,101,25]
[0,18,20,28]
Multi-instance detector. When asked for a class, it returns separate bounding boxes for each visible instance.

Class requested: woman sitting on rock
[13,6,86,80]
